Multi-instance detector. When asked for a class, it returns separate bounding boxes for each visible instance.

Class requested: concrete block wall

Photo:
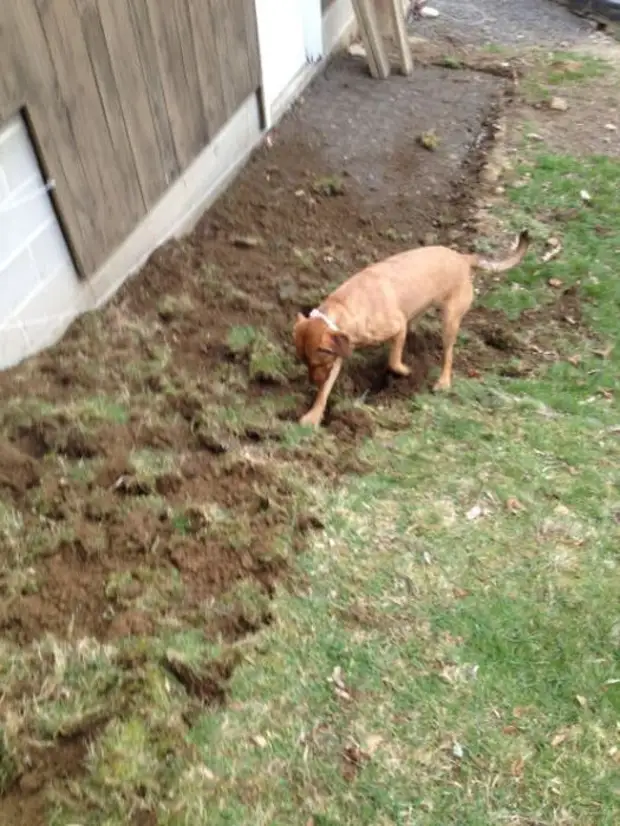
[0,115,84,368]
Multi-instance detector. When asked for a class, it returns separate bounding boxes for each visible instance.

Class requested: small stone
[19,772,44,794]
[580,189,592,203]
[549,97,569,112]
[230,234,262,249]
[420,6,440,17]
[348,42,366,58]
[480,164,501,184]
[605,123,617,131]
[526,132,544,141]
[251,735,268,749]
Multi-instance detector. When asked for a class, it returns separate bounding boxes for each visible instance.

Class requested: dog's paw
[391,364,412,377]
[432,376,451,392]
[299,411,321,428]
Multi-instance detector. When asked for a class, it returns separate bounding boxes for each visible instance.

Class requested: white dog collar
[309,308,339,333]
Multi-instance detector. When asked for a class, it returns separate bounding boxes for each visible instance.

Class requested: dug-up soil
[0,56,511,648]
[0,54,578,824]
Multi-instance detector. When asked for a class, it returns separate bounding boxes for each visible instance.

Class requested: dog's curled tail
[471,230,530,274]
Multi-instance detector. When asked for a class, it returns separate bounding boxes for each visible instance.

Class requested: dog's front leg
[388,326,411,376]
[299,358,343,428]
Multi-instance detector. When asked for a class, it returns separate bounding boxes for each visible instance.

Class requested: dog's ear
[293,313,309,359]
[319,331,352,359]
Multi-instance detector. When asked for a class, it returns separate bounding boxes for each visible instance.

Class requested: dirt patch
[517,60,620,157]
[2,730,94,825]
[0,441,40,498]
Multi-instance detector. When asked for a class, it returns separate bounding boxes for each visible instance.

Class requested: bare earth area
[0,59,508,641]
[0,33,615,825]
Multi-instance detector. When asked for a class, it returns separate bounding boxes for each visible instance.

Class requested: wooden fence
[0,1,260,275]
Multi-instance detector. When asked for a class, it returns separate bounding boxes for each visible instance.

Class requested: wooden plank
[4,2,101,274]
[128,0,180,189]
[352,0,378,78]
[77,1,146,220]
[171,0,210,153]
[0,11,22,121]
[144,0,209,171]
[240,0,261,90]
[363,0,391,78]
[96,0,169,209]
[388,0,413,75]
[351,0,382,78]
[207,1,256,120]
[34,0,142,270]
[186,0,228,137]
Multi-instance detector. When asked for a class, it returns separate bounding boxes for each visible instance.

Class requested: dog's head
[293,312,351,386]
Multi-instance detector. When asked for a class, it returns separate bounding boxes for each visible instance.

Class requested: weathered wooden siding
[0,0,260,276]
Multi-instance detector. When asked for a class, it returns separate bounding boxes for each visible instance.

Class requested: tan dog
[294,231,530,427]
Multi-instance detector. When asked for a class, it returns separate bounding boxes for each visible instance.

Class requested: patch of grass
[67,396,129,425]
[248,332,293,384]
[545,51,609,85]
[210,580,273,631]
[521,49,610,103]
[193,391,301,450]
[129,449,178,479]
[225,325,296,385]
[157,292,194,322]
[312,175,346,196]
[226,324,257,356]
[482,147,620,413]
[440,54,463,69]
[293,246,318,271]
[169,386,620,825]
[0,394,129,436]
[105,566,184,615]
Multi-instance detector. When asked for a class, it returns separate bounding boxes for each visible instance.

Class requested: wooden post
[351,0,390,79]
[388,0,413,75]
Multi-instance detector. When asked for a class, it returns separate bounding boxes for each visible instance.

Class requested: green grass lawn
[4,56,620,826]
[145,108,620,825]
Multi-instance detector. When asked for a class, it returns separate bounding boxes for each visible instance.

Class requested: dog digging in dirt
[294,230,530,427]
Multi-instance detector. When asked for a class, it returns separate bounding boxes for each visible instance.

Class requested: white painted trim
[271,0,357,125]
[0,0,356,371]
[302,0,324,63]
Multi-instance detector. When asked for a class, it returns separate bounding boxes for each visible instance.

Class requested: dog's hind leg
[388,325,411,376]
[434,281,474,392]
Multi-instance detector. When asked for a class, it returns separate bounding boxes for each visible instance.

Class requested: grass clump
[522,49,610,103]
[226,325,294,385]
